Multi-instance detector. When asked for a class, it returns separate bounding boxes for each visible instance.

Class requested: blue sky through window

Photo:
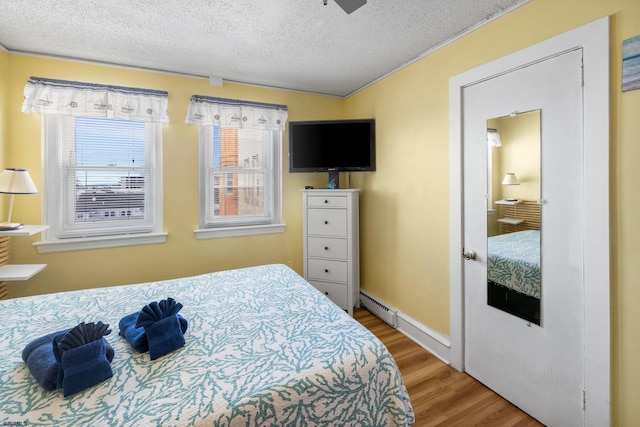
[75,117,146,167]
[213,126,220,168]
[74,117,146,187]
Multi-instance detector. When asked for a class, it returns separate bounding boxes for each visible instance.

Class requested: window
[197,125,283,237]
[38,115,165,252]
[21,77,169,253]
[186,95,287,239]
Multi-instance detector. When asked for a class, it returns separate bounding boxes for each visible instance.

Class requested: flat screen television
[288,119,375,188]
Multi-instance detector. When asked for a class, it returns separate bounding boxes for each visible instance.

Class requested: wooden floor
[354,308,543,427]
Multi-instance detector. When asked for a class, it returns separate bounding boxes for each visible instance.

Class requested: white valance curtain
[185,95,288,131]
[22,76,169,123]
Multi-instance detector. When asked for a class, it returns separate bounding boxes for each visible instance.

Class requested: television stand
[327,171,339,189]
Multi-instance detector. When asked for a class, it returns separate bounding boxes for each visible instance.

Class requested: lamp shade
[487,128,502,147]
[501,172,520,186]
[0,168,38,194]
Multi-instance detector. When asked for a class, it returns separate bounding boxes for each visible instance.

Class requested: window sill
[34,232,168,254]
[194,223,286,240]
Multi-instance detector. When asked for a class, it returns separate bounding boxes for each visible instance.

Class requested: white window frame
[194,125,285,239]
[35,115,167,254]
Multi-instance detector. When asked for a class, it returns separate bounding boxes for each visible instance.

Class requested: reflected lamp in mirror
[501,172,520,202]
[0,168,38,231]
[487,128,502,147]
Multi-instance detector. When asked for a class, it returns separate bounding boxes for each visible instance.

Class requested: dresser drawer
[307,259,348,283]
[308,280,349,310]
[308,237,348,259]
[307,195,347,208]
[307,208,347,236]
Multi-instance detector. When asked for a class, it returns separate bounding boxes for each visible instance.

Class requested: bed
[487,230,541,324]
[0,264,414,426]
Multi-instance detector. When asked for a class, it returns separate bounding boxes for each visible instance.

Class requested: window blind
[53,115,157,238]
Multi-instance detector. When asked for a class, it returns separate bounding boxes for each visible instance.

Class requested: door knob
[463,250,477,260]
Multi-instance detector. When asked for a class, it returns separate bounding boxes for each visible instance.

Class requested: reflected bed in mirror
[487,110,541,325]
[487,229,540,324]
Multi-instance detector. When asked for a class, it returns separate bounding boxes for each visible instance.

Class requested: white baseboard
[359,291,451,364]
[396,311,450,365]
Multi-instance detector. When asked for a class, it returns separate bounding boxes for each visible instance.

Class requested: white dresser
[302,189,359,316]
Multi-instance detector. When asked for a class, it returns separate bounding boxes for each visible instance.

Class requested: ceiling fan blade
[334,0,367,14]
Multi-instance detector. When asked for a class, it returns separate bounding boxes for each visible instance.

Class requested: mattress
[0,264,414,426]
[487,230,541,298]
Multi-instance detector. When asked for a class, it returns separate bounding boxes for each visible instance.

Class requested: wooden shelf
[0,224,49,236]
[0,225,49,286]
[0,264,47,281]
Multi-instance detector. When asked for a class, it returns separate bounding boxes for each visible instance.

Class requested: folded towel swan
[119,297,188,360]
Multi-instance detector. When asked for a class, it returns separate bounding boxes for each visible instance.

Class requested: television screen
[288,119,376,172]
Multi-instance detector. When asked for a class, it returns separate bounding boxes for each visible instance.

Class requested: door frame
[449,17,610,426]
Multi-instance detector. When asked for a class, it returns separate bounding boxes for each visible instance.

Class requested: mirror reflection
[486,111,541,325]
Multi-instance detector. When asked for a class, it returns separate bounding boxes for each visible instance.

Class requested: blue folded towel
[54,321,114,397]
[22,322,114,395]
[22,329,69,391]
[119,297,188,360]
[144,314,186,360]
[118,312,149,353]
[119,312,188,353]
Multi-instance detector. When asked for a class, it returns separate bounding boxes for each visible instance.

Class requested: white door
[463,49,584,426]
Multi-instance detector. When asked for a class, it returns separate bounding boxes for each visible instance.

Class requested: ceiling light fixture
[325,0,367,14]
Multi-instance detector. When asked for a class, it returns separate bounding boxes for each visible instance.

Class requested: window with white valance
[22,76,169,122]
[23,77,168,253]
[185,95,287,131]
[185,96,288,239]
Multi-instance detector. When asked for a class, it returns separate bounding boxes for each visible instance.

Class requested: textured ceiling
[0,0,529,97]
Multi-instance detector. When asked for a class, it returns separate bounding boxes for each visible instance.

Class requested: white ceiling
[0,0,529,97]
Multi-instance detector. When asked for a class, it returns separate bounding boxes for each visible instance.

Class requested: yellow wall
[5,55,342,297]
[0,48,8,183]
[4,0,640,423]
[345,0,639,424]
[494,112,541,202]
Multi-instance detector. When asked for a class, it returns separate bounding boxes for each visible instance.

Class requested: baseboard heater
[360,291,398,328]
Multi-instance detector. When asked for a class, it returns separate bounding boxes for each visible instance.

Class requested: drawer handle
[324,220,329,225]
[324,200,329,204]
[324,246,329,250]
[324,291,329,296]
[324,269,329,273]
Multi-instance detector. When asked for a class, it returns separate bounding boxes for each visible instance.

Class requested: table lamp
[501,172,520,202]
[0,168,38,230]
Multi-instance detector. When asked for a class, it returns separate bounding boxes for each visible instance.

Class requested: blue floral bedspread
[488,230,541,298]
[0,264,414,426]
